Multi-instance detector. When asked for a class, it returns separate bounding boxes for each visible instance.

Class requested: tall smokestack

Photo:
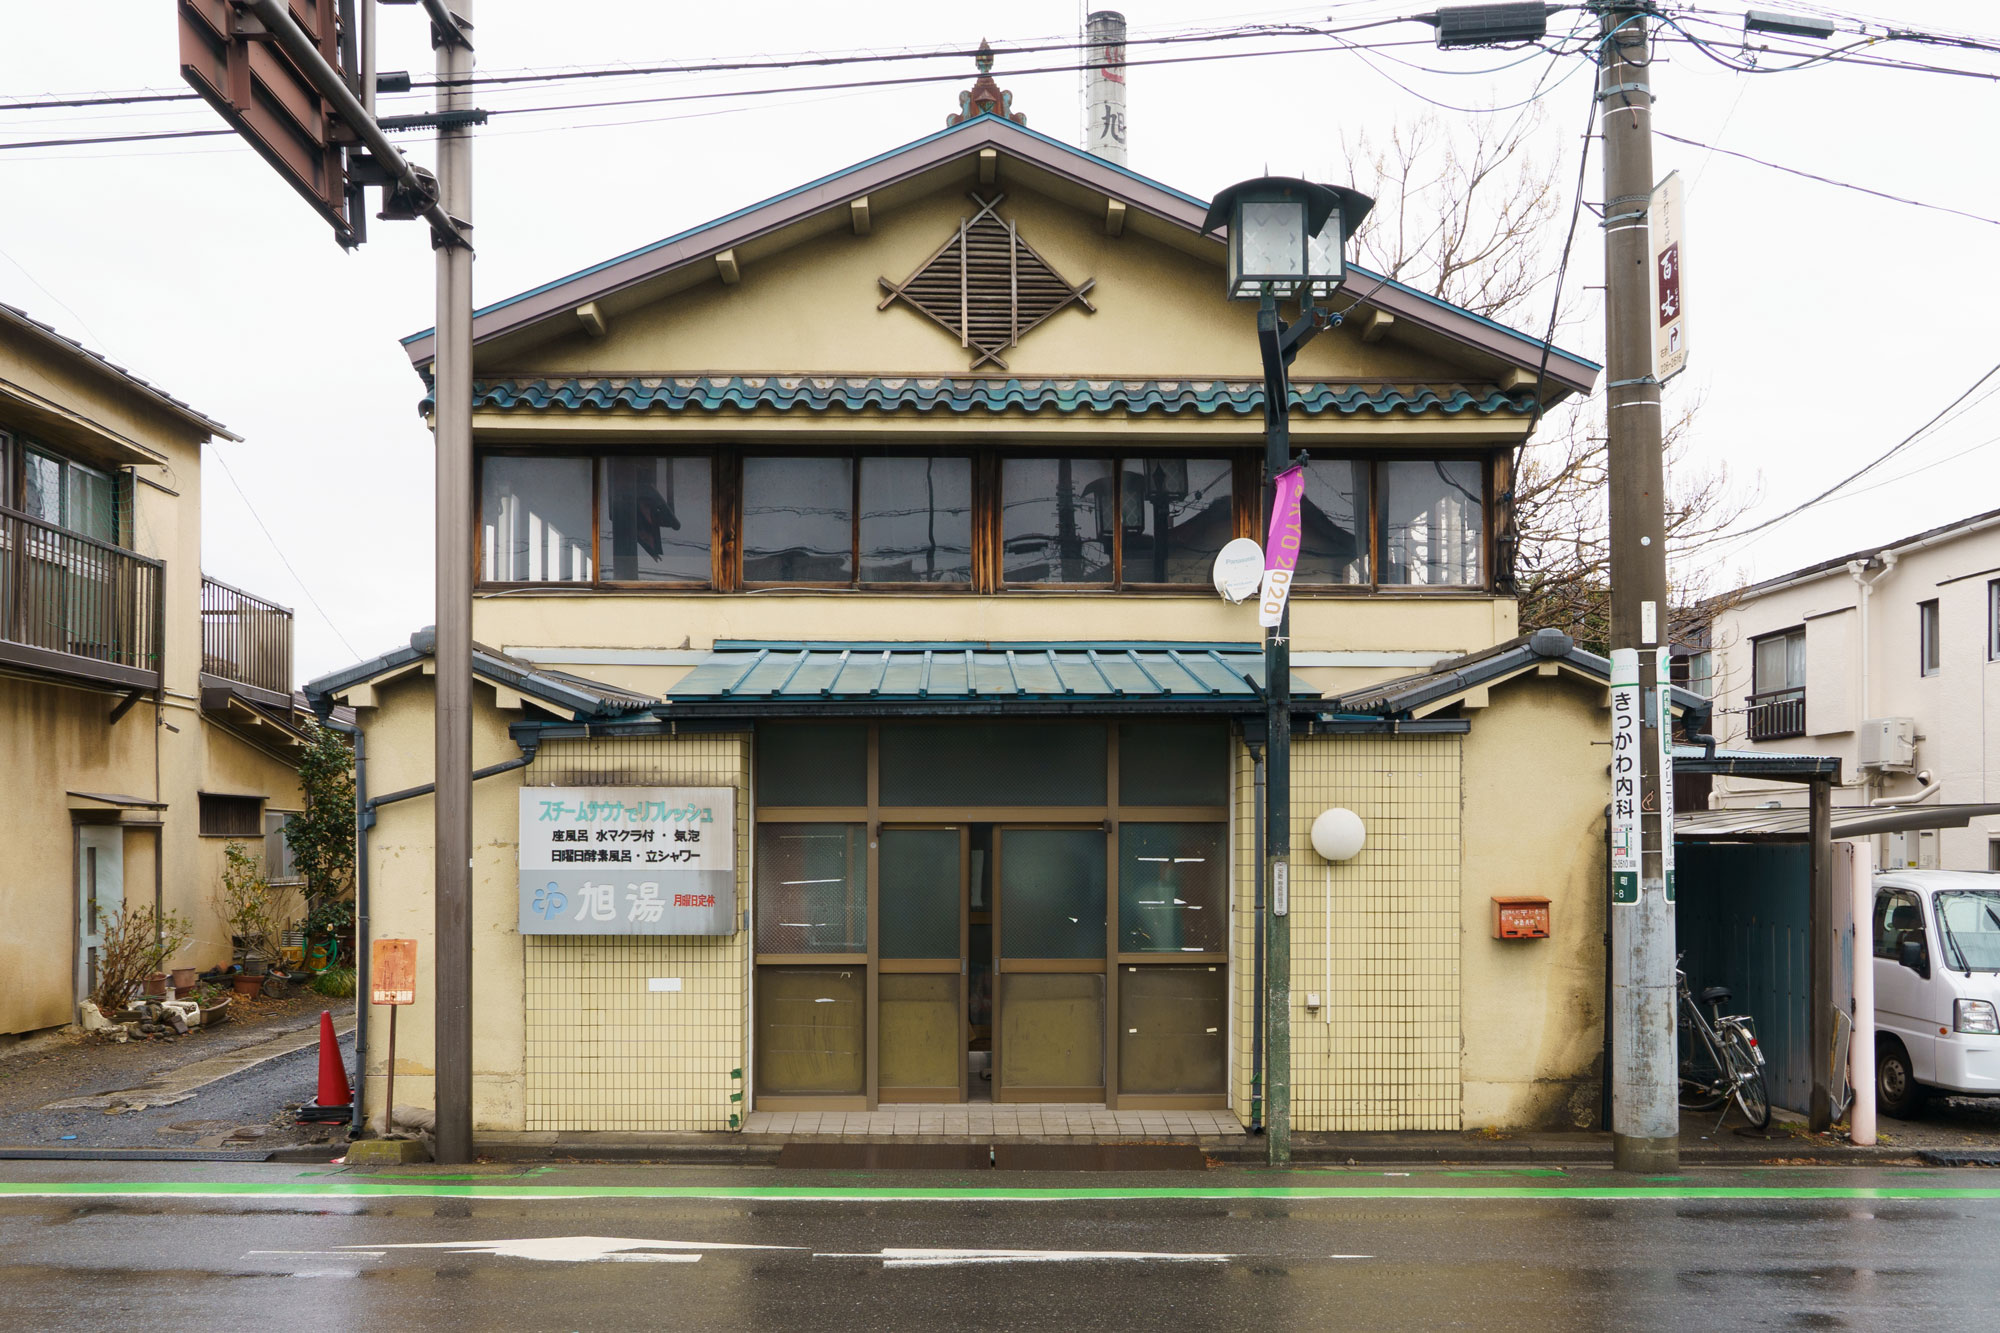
[1085,10,1127,165]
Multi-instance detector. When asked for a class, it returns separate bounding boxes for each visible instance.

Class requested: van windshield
[1935,891,2000,972]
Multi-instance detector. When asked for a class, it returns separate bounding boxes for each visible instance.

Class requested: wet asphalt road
[0,1030,354,1151]
[2,1165,1996,1331]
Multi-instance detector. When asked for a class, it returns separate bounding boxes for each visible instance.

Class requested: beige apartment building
[1,302,312,1039]
[305,87,1679,1142]
[1704,507,2000,872]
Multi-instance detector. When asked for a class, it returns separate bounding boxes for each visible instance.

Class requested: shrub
[311,966,357,999]
[213,840,303,965]
[89,904,194,1013]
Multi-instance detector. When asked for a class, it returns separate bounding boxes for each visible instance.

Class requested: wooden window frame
[198,791,265,839]
[474,447,720,591]
[472,445,1503,597]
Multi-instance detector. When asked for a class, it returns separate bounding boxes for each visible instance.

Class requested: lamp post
[1203,177,1372,1165]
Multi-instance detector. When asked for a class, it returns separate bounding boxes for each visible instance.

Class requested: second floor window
[743,455,974,587]
[481,452,712,585]
[1751,627,1805,695]
[1990,579,2000,662]
[5,433,123,545]
[1919,599,1940,677]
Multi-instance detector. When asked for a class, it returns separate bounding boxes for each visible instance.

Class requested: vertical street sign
[1656,652,1677,902]
[1650,170,1687,383]
[1610,648,1640,905]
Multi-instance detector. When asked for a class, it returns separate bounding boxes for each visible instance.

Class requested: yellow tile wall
[1233,732,1464,1131]
[522,733,750,1132]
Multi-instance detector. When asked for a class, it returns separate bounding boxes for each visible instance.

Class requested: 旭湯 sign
[518,787,736,935]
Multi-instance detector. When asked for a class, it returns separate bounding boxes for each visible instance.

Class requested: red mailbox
[1492,896,1551,940]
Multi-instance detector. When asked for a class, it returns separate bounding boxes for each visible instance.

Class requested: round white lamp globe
[1310,807,1366,862]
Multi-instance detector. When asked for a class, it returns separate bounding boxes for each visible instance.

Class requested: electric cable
[1656,130,2000,225]
[205,443,363,661]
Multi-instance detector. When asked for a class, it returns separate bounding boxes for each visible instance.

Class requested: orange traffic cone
[298,1009,352,1122]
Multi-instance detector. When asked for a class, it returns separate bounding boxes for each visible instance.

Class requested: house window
[1001,456,1115,584]
[1682,649,1715,699]
[999,455,1235,588]
[1296,459,1369,585]
[1919,599,1940,677]
[1379,459,1485,586]
[742,455,974,587]
[1748,627,1807,741]
[263,810,301,884]
[13,441,122,544]
[599,455,711,583]
[1990,579,2000,661]
[199,793,264,838]
[479,453,712,586]
[482,455,593,583]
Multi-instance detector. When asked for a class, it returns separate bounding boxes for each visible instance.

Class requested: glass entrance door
[876,826,968,1102]
[993,826,1108,1103]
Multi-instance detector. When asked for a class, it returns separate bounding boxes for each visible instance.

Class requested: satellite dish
[1212,537,1265,604]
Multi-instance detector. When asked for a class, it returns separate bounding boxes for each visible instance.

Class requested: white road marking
[248,1250,385,1258]
[349,1236,797,1263]
[817,1247,1236,1268]
[1328,1254,1374,1259]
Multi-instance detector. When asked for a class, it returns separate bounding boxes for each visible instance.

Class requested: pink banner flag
[1258,465,1306,628]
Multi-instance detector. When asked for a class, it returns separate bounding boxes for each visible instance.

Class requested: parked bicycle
[1676,959,1771,1130]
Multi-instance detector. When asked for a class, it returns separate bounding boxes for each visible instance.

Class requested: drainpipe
[327,721,541,1137]
[1248,735,1266,1135]
[1869,769,1940,807]
[1849,554,1898,800]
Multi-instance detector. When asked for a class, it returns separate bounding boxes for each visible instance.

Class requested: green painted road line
[4,1180,2000,1203]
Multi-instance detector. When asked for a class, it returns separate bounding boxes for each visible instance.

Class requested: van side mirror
[1899,938,1929,976]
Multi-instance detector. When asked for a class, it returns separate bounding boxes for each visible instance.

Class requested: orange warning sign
[371,938,417,1005]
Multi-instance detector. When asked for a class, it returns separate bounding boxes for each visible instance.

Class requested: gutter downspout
[1849,553,1898,810]
[329,722,541,1138]
[1248,735,1266,1135]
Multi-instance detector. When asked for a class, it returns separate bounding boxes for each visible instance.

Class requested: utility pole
[429,0,476,1168]
[1261,296,1294,1167]
[1597,1,1678,1174]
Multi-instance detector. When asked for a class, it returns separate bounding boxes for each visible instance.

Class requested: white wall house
[1704,507,2000,872]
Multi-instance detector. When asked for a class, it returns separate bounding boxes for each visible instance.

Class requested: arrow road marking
[817,1247,1236,1268]
[338,1236,798,1263]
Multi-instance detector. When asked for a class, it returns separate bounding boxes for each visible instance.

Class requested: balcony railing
[201,575,294,698]
[1746,686,1807,742]
[0,504,163,688]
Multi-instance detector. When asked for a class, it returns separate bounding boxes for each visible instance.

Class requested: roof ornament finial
[948,37,1027,127]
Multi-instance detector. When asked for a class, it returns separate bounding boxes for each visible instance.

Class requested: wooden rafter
[877,192,1095,370]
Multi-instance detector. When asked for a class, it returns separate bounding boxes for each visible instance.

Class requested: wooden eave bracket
[1104,198,1127,238]
[850,196,871,235]
[1361,308,1395,344]
[978,148,998,185]
[1499,366,1538,392]
[574,301,608,338]
[715,249,741,285]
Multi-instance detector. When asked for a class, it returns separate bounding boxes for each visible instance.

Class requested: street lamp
[1203,175,1372,1167]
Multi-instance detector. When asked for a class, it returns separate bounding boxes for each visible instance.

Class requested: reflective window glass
[754,823,867,955]
[1118,722,1229,806]
[598,455,710,582]
[1296,459,1370,584]
[860,456,973,584]
[1379,459,1484,586]
[743,456,853,583]
[481,456,593,582]
[1001,457,1113,584]
[1118,824,1226,954]
[756,724,867,806]
[1120,458,1233,585]
[879,721,1107,806]
[999,828,1106,960]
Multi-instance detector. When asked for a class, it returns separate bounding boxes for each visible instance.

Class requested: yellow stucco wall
[487,175,1494,388]
[0,328,303,1036]
[1458,674,1609,1129]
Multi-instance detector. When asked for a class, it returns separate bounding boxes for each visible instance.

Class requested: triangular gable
[402,114,1597,397]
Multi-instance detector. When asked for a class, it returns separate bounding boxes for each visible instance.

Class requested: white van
[1871,870,2000,1117]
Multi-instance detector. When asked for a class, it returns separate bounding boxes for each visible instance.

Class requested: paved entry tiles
[743,1104,1247,1144]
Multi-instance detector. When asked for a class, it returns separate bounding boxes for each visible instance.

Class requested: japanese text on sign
[1610,649,1641,906]
[518,786,736,936]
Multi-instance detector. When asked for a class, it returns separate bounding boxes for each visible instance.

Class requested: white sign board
[1651,171,1687,382]
[1656,651,1676,902]
[1212,537,1265,603]
[1610,649,1641,905]
[518,787,736,935]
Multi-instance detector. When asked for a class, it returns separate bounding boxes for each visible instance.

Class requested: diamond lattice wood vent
[877,191,1096,370]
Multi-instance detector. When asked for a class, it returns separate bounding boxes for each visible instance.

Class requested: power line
[1656,130,2000,226]
[1721,360,2000,544]
[205,443,361,662]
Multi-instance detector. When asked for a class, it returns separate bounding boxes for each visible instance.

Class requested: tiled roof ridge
[447,374,1535,418]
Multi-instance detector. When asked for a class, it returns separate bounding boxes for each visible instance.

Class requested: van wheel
[1877,1039,1929,1120]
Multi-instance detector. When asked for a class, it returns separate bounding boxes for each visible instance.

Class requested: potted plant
[170,966,200,991]
[212,840,304,983]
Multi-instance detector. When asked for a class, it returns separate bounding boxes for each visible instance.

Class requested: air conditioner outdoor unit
[1858,717,1916,773]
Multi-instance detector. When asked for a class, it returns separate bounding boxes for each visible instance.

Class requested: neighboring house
[1706,507,2000,872]
[0,302,315,1038]
[306,72,1653,1142]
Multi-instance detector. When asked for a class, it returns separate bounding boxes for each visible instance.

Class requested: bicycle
[1676,960,1771,1131]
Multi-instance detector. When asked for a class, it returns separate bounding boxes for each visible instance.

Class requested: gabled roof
[1,301,238,442]
[1331,627,1710,725]
[1729,505,2000,604]
[303,628,657,722]
[401,114,1598,397]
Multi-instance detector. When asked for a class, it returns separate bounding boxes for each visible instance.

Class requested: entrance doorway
[750,719,1230,1112]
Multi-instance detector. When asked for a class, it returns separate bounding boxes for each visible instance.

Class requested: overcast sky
[3,1,1996,682]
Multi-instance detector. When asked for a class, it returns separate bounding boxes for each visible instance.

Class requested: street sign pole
[429,0,476,1167]
[1597,1,1678,1174]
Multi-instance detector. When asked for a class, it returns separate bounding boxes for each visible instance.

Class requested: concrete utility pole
[429,0,476,1167]
[1597,2,1678,1174]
